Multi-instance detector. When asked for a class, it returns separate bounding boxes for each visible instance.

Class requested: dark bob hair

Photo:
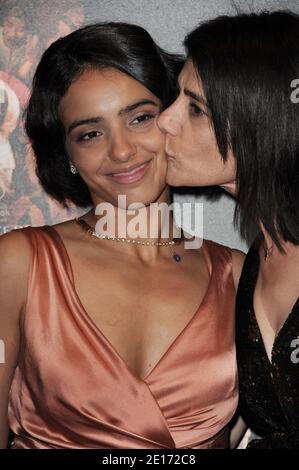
[185,10,299,248]
[25,22,183,208]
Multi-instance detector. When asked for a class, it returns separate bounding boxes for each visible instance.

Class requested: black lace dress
[236,240,299,448]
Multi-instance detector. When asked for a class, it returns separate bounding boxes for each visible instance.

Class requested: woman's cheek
[139,128,165,153]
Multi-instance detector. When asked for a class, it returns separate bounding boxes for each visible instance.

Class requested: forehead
[66,68,151,96]
[59,68,159,118]
[178,59,203,93]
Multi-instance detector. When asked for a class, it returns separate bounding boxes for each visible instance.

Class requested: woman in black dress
[158,11,299,448]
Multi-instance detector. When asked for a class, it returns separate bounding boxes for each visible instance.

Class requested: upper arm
[0,230,31,448]
[231,248,246,291]
[229,415,248,448]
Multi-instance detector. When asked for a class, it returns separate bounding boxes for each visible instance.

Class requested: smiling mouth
[108,160,152,184]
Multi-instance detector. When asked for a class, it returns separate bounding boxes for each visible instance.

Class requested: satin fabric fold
[8,226,238,449]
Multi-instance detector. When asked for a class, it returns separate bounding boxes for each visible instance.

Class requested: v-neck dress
[236,240,299,448]
[8,225,238,449]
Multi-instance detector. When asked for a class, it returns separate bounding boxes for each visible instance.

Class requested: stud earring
[69,162,78,174]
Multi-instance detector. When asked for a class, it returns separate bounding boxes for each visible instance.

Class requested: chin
[119,187,167,209]
[166,171,192,188]
[166,178,180,187]
[166,170,180,187]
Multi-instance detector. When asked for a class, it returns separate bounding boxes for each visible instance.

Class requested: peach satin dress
[8,226,238,449]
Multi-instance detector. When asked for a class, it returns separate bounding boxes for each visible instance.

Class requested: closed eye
[189,102,205,117]
[76,130,102,142]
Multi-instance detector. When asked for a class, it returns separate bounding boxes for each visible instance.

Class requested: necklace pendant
[173,253,181,262]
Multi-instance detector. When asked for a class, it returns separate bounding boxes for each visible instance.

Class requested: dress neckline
[42,224,214,383]
[247,243,299,366]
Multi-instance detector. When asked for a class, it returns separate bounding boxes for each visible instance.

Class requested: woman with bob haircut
[0,22,244,449]
[158,10,299,448]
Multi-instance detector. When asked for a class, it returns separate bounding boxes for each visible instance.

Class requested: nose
[109,128,137,163]
[157,101,181,136]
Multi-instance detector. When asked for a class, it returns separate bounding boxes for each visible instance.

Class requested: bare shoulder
[0,229,32,275]
[0,229,33,324]
[231,248,246,291]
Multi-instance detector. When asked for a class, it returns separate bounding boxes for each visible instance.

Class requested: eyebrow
[184,88,207,107]
[67,117,102,135]
[119,99,159,116]
[67,99,159,135]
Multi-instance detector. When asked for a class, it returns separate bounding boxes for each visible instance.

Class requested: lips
[166,153,176,161]
[165,145,176,160]
[109,160,152,184]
